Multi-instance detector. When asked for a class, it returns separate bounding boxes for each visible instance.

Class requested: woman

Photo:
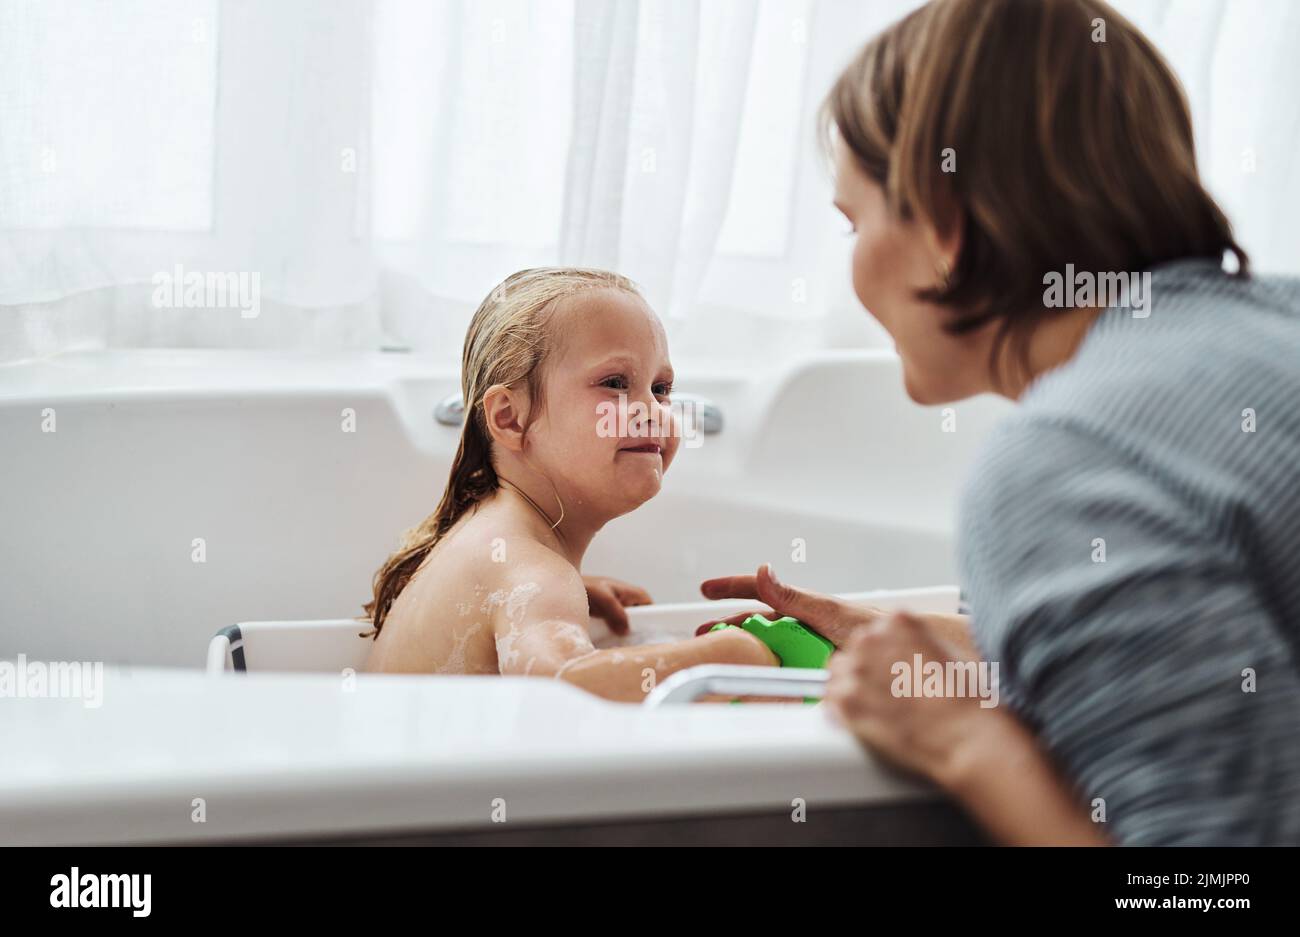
[702,0,1300,845]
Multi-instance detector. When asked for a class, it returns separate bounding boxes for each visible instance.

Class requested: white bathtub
[0,347,1010,844]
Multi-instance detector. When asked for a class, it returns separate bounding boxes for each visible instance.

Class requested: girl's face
[832,136,994,404]
[525,288,680,520]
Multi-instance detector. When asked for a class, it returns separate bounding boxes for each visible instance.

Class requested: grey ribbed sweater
[958,257,1300,845]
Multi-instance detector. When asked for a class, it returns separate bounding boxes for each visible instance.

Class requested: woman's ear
[481,383,529,452]
[929,203,964,276]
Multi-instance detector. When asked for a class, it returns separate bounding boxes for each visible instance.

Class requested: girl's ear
[481,383,529,452]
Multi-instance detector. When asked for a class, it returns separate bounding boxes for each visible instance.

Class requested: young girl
[362,267,778,701]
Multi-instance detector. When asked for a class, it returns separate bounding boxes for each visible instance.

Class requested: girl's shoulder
[452,510,587,628]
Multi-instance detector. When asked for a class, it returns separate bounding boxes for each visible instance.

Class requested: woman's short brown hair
[821,0,1248,382]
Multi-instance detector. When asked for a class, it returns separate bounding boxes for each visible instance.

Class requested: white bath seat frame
[206,586,963,704]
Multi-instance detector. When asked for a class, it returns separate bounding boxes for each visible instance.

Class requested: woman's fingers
[703,566,848,624]
[696,571,772,635]
[699,564,873,646]
[699,574,759,600]
[693,608,772,637]
[752,564,862,645]
[753,563,836,618]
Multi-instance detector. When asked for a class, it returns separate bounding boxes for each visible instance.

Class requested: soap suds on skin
[481,583,630,682]
[545,619,598,679]
[546,621,595,680]
[438,622,483,674]
[482,582,541,622]
[550,620,592,654]
[555,649,599,680]
[494,625,523,671]
[486,582,541,672]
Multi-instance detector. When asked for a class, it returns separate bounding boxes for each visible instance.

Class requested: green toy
[712,613,832,701]
[710,614,832,704]
[710,614,834,669]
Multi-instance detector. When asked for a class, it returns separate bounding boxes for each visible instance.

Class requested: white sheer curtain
[0,0,383,358]
[1,0,1297,364]
[1116,0,1300,277]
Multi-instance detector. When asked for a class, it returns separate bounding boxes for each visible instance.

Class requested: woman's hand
[696,563,885,645]
[698,563,996,779]
[698,563,977,653]
[826,610,1109,845]
[699,564,988,778]
[823,609,998,783]
[583,575,652,636]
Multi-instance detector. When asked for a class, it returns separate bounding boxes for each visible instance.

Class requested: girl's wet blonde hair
[363,266,642,637]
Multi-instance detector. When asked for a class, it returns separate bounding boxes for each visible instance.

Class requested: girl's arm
[494,555,778,703]
[525,623,779,702]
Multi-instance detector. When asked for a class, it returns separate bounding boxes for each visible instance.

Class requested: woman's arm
[959,415,1300,845]
[938,705,1109,846]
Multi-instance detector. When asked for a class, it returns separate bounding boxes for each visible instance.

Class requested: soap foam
[549,620,593,654]
[484,582,541,672]
[554,649,599,680]
[495,625,523,672]
[481,582,541,623]
[438,622,483,674]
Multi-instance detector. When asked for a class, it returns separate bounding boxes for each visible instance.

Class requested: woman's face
[832,137,994,404]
